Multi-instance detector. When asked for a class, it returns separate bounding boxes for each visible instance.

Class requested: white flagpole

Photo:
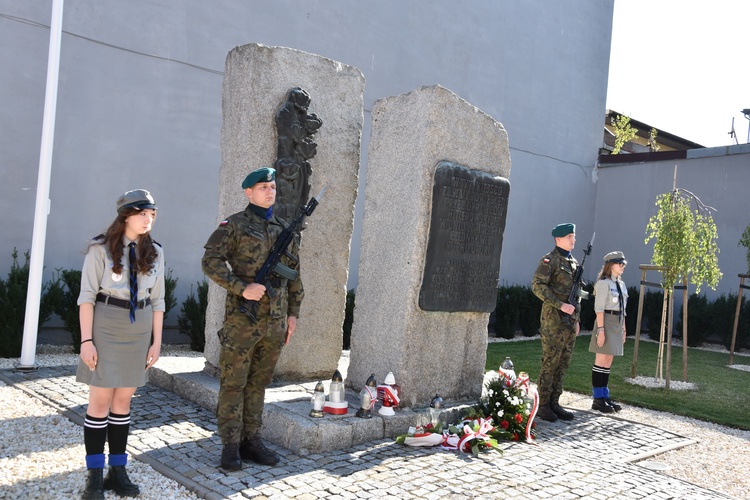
[18,0,65,369]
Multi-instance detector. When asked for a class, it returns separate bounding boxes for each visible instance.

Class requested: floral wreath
[396,365,539,455]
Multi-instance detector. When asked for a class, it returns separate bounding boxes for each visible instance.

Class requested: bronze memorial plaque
[419,161,510,312]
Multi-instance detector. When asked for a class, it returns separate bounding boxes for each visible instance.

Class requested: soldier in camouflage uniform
[202,167,304,470]
[531,223,580,422]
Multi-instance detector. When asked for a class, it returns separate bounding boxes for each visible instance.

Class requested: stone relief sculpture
[273,87,323,224]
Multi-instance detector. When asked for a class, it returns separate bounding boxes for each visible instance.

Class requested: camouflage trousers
[538,304,578,406]
[217,311,286,444]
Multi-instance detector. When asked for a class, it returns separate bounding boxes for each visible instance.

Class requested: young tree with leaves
[610,114,638,154]
[739,223,750,273]
[643,186,721,384]
[645,190,722,294]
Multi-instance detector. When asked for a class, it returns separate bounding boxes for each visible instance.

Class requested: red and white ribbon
[515,372,538,443]
[442,418,494,453]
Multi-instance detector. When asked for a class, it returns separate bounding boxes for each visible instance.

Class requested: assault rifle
[239,186,326,323]
[562,232,595,327]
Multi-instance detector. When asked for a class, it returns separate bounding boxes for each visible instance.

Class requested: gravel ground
[1,342,748,499]
[0,346,202,500]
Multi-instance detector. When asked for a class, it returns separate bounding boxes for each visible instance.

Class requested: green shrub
[625,286,639,336]
[47,269,82,352]
[164,267,178,320]
[0,249,56,357]
[727,298,750,351]
[676,294,711,347]
[493,285,524,339]
[343,289,355,349]
[642,289,668,336]
[710,293,749,352]
[708,293,737,347]
[518,286,541,337]
[177,280,209,352]
[578,282,596,331]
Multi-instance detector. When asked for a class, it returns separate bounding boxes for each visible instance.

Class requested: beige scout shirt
[77,237,166,311]
[593,277,627,313]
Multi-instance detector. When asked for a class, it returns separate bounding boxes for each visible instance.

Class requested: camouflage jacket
[201,204,304,318]
[531,247,578,311]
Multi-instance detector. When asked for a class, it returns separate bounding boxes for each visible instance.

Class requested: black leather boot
[103,465,140,497]
[240,435,279,466]
[550,401,575,421]
[605,398,622,412]
[592,398,615,413]
[221,442,242,471]
[536,404,558,422]
[81,468,104,500]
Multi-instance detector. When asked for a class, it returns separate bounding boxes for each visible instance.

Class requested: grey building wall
[592,145,750,299]
[0,1,613,323]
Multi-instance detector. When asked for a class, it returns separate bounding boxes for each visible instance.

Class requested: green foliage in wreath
[465,377,535,442]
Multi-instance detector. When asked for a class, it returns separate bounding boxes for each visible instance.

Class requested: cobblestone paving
[0,366,733,499]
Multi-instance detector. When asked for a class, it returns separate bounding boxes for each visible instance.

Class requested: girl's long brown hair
[597,262,616,281]
[92,208,158,275]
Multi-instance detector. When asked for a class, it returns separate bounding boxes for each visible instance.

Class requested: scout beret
[551,223,575,238]
[116,189,157,214]
[242,167,276,189]
[604,251,627,264]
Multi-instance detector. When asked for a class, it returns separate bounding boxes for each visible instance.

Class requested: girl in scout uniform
[77,189,165,499]
[589,251,628,413]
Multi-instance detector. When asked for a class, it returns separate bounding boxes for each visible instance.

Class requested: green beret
[551,223,575,238]
[242,167,276,189]
[604,251,627,264]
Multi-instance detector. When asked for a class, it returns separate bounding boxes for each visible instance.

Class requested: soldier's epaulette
[91,234,105,243]
[153,240,162,248]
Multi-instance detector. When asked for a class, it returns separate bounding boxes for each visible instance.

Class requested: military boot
[221,442,242,471]
[240,435,279,466]
[536,404,558,422]
[103,465,140,497]
[81,468,104,500]
[550,400,575,421]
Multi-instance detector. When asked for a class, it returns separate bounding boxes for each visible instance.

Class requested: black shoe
[591,398,615,413]
[81,468,104,500]
[240,436,279,466]
[221,442,242,471]
[536,404,558,422]
[605,398,622,412]
[103,465,140,497]
[550,402,575,421]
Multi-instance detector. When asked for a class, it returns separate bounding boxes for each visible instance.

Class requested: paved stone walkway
[0,365,733,499]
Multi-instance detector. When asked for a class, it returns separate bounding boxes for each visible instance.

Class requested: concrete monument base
[148,354,470,456]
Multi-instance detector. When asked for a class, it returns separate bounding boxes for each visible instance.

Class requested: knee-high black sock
[107,412,131,456]
[592,365,610,398]
[84,414,108,469]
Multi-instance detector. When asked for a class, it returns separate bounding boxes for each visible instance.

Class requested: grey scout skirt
[76,301,152,388]
[588,311,625,356]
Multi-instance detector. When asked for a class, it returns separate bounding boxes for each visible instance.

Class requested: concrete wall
[0,0,613,323]
[592,145,750,299]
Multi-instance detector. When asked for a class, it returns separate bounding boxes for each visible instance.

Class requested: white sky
[606,0,750,147]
